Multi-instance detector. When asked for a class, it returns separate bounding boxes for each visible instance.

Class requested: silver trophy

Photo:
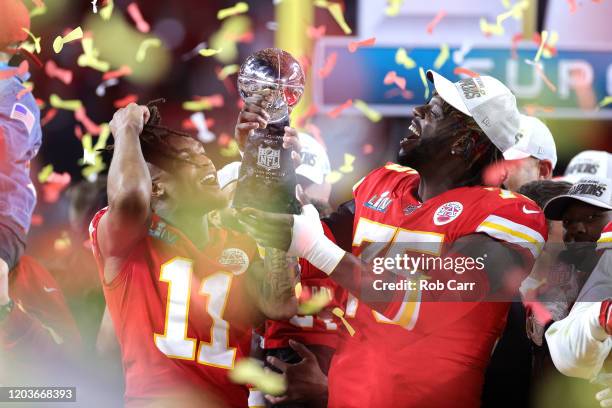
[232,48,305,214]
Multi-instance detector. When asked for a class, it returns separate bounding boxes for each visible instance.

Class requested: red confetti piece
[0,60,28,80]
[524,300,553,326]
[306,25,326,40]
[383,71,406,90]
[318,52,337,79]
[511,33,557,60]
[74,107,101,135]
[31,213,44,226]
[42,172,71,203]
[453,67,480,77]
[16,85,33,100]
[74,125,83,140]
[217,133,232,147]
[328,99,353,119]
[362,143,374,155]
[127,2,150,33]
[295,104,319,128]
[567,0,577,13]
[102,65,133,81]
[41,108,58,127]
[35,98,45,108]
[348,37,376,53]
[384,87,414,100]
[45,60,73,85]
[426,10,447,34]
[114,94,138,108]
[534,63,557,92]
[182,117,214,130]
[523,104,555,116]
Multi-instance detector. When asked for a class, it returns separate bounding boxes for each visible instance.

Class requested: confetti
[426,10,447,34]
[229,358,286,396]
[217,2,249,20]
[45,60,73,85]
[16,83,33,100]
[599,96,612,108]
[95,78,119,97]
[348,37,376,53]
[326,3,352,34]
[42,172,71,204]
[385,0,404,16]
[298,290,331,315]
[567,0,577,13]
[318,52,338,79]
[102,65,133,81]
[362,143,374,155]
[127,2,150,33]
[523,104,555,115]
[41,108,58,127]
[217,64,239,80]
[53,27,83,54]
[220,139,240,157]
[189,112,216,143]
[453,67,480,77]
[534,30,549,63]
[100,0,114,20]
[306,25,326,40]
[532,62,557,92]
[433,43,450,69]
[339,153,356,173]
[452,42,472,65]
[29,4,47,17]
[92,0,98,13]
[77,37,110,72]
[38,164,54,183]
[75,107,101,135]
[295,104,319,128]
[479,18,504,36]
[325,171,342,184]
[332,307,355,336]
[82,155,106,181]
[395,48,416,70]
[524,301,553,326]
[198,48,223,57]
[136,38,161,63]
[354,100,381,122]
[418,67,429,99]
[49,94,83,111]
[328,99,352,118]
[181,42,207,61]
[384,87,414,100]
[480,0,529,36]
[54,231,71,251]
[21,28,41,54]
[183,94,224,111]
[114,94,138,108]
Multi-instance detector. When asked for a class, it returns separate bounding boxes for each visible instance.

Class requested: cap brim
[544,194,612,221]
[503,147,531,161]
[426,70,471,116]
[296,165,324,185]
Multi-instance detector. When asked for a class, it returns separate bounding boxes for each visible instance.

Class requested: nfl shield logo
[433,202,463,226]
[257,146,281,171]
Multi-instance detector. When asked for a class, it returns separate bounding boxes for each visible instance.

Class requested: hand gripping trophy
[232,48,305,215]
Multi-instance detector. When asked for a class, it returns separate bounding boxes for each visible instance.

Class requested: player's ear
[449,130,475,159]
[151,180,164,198]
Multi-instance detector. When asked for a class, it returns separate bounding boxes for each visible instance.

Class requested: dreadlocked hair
[107,99,194,161]
[441,100,503,187]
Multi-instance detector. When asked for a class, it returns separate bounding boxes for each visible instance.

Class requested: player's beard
[397,135,444,170]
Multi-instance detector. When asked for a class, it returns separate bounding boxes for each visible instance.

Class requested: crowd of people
[1,2,611,408]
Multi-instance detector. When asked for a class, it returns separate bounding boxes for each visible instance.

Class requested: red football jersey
[597,221,612,251]
[264,223,347,350]
[328,163,547,408]
[90,208,262,407]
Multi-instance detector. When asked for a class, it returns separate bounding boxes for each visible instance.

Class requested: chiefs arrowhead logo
[433,202,463,226]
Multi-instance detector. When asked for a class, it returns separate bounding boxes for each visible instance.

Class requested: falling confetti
[348,37,376,53]
[49,94,83,111]
[217,2,249,20]
[220,139,240,157]
[77,37,110,72]
[318,52,338,79]
[426,10,447,34]
[332,307,355,336]
[599,96,612,108]
[189,112,216,143]
[41,108,58,127]
[326,171,343,184]
[75,107,101,135]
[182,95,224,111]
[433,43,450,69]
[103,65,133,81]
[45,60,73,85]
[567,0,577,13]
[453,67,480,77]
[113,94,138,108]
[217,64,239,80]
[354,100,382,122]
[419,67,429,99]
[452,42,473,64]
[182,42,207,61]
[21,28,41,54]
[306,25,326,40]
[96,78,119,97]
[127,2,150,33]
[395,48,416,70]
[534,30,549,63]
[42,172,71,204]
[479,18,504,36]
[328,99,353,118]
[362,143,374,155]
[16,83,33,100]
[136,38,162,63]
[383,71,406,90]
[199,48,223,57]
[52,27,83,54]
[385,0,404,16]
[100,0,114,20]
[229,358,286,396]
[339,153,356,173]
[29,4,47,17]
[38,164,54,183]
[298,290,331,315]
[315,1,352,34]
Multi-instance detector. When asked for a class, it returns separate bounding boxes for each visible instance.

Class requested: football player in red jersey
[239,71,548,408]
[90,102,299,407]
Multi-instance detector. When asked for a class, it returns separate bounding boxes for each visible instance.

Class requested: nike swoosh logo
[522,205,540,214]
[43,286,58,293]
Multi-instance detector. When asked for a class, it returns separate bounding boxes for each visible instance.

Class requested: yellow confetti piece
[199,48,223,57]
[354,99,381,122]
[479,18,504,36]
[220,140,240,157]
[49,94,83,111]
[38,164,54,183]
[218,64,239,80]
[53,27,84,54]
[217,2,249,20]
[298,290,332,315]
[385,0,404,16]
[182,100,214,111]
[326,171,343,184]
[95,123,111,150]
[77,37,110,72]
[82,155,107,181]
[395,47,416,70]
[433,43,450,70]
[80,134,97,166]
[229,358,286,396]
[100,0,114,21]
[54,231,72,252]
[29,4,47,17]
[419,67,429,99]
[21,28,41,54]
[339,154,356,173]
[136,38,162,63]
[327,3,352,34]
[599,96,612,108]
[534,30,548,63]
[332,307,355,336]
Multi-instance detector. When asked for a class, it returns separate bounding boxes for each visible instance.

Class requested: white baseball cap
[544,176,612,220]
[563,150,612,183]
[295,132,331,185]
[503,115,558,169]
[217,161,241,190]
[426,70,522,153]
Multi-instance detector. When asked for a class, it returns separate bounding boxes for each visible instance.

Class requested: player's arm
[246,249,299,321]
[97,104,151,282]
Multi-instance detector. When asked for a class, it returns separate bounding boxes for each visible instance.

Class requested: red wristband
[599,300,612,335]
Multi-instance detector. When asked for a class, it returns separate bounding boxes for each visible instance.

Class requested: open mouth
[408,121,421,137]
[400,121,421,148]
[200,173,218,186]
